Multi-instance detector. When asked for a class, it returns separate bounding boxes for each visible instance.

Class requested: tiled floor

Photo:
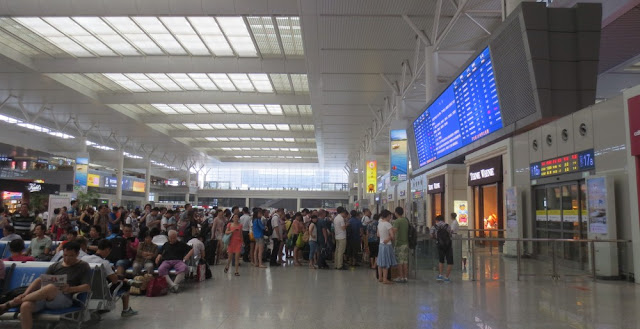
[4,259,640,329]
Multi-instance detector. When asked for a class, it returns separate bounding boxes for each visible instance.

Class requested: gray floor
[4,260,640,329]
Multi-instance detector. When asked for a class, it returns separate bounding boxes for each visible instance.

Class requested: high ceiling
[0,0,636,175]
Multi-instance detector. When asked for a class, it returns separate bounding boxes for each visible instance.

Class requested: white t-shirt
[334,214,346,240]
[82,254,115,277]
[187,238,205,259]
[271,215,281,239]
[240,214,252,232]
[309,222,317,242]
[303,215,311,225]
[361,215,371,226]
[378,221,393,245]
[450,219,459,234]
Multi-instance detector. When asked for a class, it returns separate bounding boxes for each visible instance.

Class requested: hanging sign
[366,160,377,193]
[390,130,408,182]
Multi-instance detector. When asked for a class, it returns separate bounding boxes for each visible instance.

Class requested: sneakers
[436,274,444,281]
[169,285,180,293]
[121,308,139,317]
[443,277,451,283]
[393,277,404,283]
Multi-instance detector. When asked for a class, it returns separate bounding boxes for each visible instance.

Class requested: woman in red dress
[224,214,243,276]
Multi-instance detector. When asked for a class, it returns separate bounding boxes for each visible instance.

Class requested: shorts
[395,244,409,264]
[368,242,379,258]
[438,246,454,265]
[116,259,132,268]
[33,291,72,313]
[309,241,318,259]
[254,237,264,245]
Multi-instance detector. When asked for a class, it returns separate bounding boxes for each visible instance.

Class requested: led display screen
[530,149,595,179]
[413,47,503,168]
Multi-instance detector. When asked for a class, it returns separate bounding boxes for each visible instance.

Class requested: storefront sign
[366,160,377,193]
[454,200,468,226]
[390,130,408,182]
[27,183,42,193]
[529,149,595,179]
[629,95,640,156]
[427,175,445,194]
[587,177,608,234]
[397,183,407,199]
[468,156,503,186]
[410,175,427,192]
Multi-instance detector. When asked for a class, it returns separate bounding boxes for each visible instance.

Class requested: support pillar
[144,160,151,203]
[296,198,301,211]
[357,161,363,203]
[185,171,191,203]
[425,45,438,103]
[115,150,124,206]
[245,197,250,207]
[505,0,527,17]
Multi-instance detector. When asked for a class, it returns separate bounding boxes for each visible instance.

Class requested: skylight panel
[188,17,234,56]
[104,17,163,55]
[105,73,145,92]
[248,16,282,56]
[303,124,315,131]
[249,74,273,92]
[266,105,283,115]
[203,104,223,113]
[205,137,218,141]
[148,73,182,91]
[282,105,298,115]
[97,35,140,55]
[43,17,88,36]
[189,74,218,90]
[197,124,213,129]
[251,124,264,130]
[125,74,163,91]
[216,17,257,57]
[290,148,300,152]
[269,74,292,93]
[273,138,284,142]
[48,36,93,57]
[264,124,277,131]
[160,17,209,55]
[284,138,295,142]
[15,17,63,37]
[290,124,303,131]
[133,17,186,55]
[298,105,312,116]
[217,137,229,141]
[219,104,237,113]
[238,124,252,129]
[209,74,236,91]
[71,35,115,56]
[291,74,309,93]
[234,104,252,114]
[184,123,201,130]
[229,138,241,141]
[276,124,290,131]
[222,147,233,151]
[240,138,252,141]
[277,17,304,56]
[228,74,254,92]
[169,104,192,114]
[252,138,262,141]
[152,104,177,114]
[250,105,268,114]
[211,124,227,129]
[224,124,239,129]
[168,74,200,90]
[186,104,208,113]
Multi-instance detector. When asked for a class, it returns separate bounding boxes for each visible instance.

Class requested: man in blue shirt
[316,210,331,269]
[346,210,364,267]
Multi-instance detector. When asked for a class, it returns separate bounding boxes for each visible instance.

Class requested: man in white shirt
[333,207,348,270]
[361,208,372,226]
[269,209,284,266]
[450,212,459,235]
[239,207,252,263]
[81,239,138,317]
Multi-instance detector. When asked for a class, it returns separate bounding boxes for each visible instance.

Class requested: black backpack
[408,223,418,250]
[436,224,451,248]
[263,218,273,237]
[106,237,128,263]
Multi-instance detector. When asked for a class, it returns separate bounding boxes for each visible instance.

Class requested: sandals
[234,272,240,276]
[224,267,229,273]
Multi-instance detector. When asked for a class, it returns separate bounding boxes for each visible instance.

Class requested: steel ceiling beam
[169,129,315,138]
[139,113,313,125]
[34,57,307,74]
[98,92,310,105]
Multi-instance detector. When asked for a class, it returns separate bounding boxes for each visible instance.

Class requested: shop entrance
[473,183,503,246]
[533,181,587,267]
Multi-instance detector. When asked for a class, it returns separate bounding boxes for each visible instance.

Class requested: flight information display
[529,149,595,179]
[413,47,503,168]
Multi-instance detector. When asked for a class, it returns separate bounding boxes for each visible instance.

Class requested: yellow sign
[366,160,377,193]
[132,181,146,193]
[87,174,101,187]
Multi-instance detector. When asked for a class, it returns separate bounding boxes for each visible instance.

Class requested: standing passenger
[377,210,397,284]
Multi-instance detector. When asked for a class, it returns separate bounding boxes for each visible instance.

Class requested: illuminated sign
[427,175,445,194]
[27,183,42,193]
[366,160,377,193]
[468,156,503,186]
[133,181,146,193]
[87,174,101,187]
[530,149,595,179]
[390,130,408,182]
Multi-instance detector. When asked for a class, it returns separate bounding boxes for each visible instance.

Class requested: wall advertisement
[587,177,607,234]
[390,130,408,182]
[366,160,377,194]
[454,200,468,226]
[74,157,89,192]
[505,187,517,229]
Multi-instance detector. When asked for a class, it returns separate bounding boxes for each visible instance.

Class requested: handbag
[296,233,305,248]
[222,224,232,247]
[146,277,168,297]
[196,263,206,282]
[302,230,310,243]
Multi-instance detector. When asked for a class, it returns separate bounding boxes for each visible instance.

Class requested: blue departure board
[413,47,502,168]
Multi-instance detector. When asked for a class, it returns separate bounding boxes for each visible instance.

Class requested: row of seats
[0,241,62,260]
[1,261,117,328]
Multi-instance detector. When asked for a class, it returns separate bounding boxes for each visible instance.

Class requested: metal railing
[412,235,631,282]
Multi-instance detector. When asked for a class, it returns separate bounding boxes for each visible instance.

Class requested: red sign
[629,95,640,156]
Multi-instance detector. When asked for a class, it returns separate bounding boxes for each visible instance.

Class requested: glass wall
[204,163,347,191]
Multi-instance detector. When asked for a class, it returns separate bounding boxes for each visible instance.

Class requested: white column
[185,171,191,203]
[357,161,362,202]
[144,160,151,203]
[115,150,124,206]
[296,198,301,211]
[425,45,438,104]
[245,197,250,207]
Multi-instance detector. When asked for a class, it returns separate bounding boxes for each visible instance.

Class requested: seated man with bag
[82,239,138,317]
[155,230,194,293]
[0,242,91,329]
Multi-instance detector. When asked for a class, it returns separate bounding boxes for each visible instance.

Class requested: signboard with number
[530,149,595,179]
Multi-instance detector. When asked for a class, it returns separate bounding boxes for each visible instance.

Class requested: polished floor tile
[2,259,640,329]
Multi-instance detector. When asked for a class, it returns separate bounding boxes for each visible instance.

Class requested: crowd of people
[0,201,457,329]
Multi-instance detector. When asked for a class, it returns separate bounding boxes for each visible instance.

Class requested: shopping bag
[197,263,206,282]
[146,277,169,297]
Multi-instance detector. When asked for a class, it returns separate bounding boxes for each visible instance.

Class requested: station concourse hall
[1,0,640,329]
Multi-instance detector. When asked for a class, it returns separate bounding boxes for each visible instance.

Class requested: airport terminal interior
[1,0,640,328]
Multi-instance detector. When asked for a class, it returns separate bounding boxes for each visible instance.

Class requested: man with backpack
[392,207,410,283]
[431,215,453,282]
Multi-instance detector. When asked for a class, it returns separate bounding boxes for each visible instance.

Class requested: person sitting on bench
[0,241,91,329]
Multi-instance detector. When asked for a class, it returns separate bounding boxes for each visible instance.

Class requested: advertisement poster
[505,187,517,229]
[587,177,608,234]
[390,130,408,182]
[74,157,89,192]
[87,174,101,187]
[366,160,377,193]
[48,195,70,227]
[133,181,146,193]
[454,200,468,226]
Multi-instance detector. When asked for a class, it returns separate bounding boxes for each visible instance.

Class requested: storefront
[386,186,395,212]
[410,175,427,231]
[0,179,60,211]
[467,156,504,240]
[396,182,409,216]
[426,174,445,227]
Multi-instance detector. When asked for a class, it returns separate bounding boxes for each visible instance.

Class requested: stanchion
[590,240,596,282]
[516,240,521,281]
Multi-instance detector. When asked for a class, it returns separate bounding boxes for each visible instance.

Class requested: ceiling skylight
[147,104,302,115]
[86,140,115,151]
[0,114,75,139]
